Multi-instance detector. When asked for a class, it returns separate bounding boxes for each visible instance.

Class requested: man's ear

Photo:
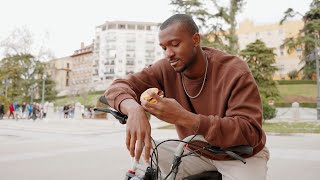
[192,33,201,47]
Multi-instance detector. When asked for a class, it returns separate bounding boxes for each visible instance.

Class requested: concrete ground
[0,118,319,180]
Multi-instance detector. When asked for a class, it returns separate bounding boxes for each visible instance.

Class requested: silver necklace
[181,56,208,99]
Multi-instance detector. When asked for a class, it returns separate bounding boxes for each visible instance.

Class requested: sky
[0,0,312,59]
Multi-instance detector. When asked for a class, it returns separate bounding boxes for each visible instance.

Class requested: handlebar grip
[93,107,128,124]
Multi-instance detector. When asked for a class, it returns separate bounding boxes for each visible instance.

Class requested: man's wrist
[120,99,143,115]
[179,111,200,133]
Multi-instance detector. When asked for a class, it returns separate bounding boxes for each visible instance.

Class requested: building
[70,42,94,93]
[93,21,163,83]
[237,20,304,79]
[46,56,72,96]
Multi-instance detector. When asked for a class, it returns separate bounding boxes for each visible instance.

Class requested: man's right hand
[120,99,152,162]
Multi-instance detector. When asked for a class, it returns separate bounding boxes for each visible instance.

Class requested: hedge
[274,102,316,108]
[276,80,316,85]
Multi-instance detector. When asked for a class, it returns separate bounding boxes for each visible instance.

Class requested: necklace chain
[181,56,208,99]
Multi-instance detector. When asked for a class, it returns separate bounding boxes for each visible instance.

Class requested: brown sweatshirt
[105,47,266,160]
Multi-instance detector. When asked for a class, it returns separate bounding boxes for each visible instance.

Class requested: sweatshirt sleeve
[104,63,164,112]
[196,72,264,148]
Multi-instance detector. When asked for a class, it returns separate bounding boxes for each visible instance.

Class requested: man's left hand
[141,89,186,124]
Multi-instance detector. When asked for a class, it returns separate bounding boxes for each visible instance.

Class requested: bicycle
[94,96,253,180]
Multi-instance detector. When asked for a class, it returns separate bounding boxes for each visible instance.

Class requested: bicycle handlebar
[94,96,128,124]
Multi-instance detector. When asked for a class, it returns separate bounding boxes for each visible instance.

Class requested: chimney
[81,42,84,49]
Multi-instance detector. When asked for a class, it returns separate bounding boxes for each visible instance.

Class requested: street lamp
[41,74,47,105]
[29,84,37,103]
[314,32,320,120]
[2,78,10,99]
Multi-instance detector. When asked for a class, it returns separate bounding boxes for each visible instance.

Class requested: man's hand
[120,99,152,162]
[141,90,200,131]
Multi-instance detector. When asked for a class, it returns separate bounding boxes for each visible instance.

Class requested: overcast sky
[0,0,312,58]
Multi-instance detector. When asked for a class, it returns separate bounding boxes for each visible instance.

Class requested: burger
[140,88,164,104]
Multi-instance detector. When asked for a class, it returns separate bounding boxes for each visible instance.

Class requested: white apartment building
[93,21,163,83]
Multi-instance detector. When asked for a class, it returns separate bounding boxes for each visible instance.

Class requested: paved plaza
[0,118,320,180]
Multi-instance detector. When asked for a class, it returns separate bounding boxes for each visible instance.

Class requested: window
[108,24,116,29]
[118,24,126,29]
[102,25,106,31]
[128,24,135,30]
[280,46,285,56]
[137,25,145,30]
[296,48,302,56]
[279,29,283,34]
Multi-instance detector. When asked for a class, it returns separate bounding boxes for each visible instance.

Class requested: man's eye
[172,43,179,47]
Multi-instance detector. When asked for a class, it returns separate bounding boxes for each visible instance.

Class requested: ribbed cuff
[114,94,136,113]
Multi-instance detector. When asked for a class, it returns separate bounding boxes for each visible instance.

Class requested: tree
[240,40,279,120]
[280,0,320,79]
[240,40,279,99]
[0,26,54,60]
[0,54,57,103]
[170,0,245,55]
[0,27,56,103]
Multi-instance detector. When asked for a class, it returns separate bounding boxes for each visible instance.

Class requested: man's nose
[164,48,175,58]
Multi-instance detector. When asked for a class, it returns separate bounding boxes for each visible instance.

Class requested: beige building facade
[237,20,304,79]
[46,56,72,96]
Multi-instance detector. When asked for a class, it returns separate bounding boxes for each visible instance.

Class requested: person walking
[0,103,4,120]
[27,102,33,119]
[8,103,15,119]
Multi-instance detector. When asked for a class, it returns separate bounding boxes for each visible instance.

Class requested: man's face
[159,23,197,73]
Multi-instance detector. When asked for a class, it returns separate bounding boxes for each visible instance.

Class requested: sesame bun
[140,88,164,104]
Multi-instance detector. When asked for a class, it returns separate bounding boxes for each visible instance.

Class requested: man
[105,14,269,179]
[0,103,4,120]
[21,102,27,119]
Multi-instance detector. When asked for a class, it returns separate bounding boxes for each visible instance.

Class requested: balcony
[126,61,135,66]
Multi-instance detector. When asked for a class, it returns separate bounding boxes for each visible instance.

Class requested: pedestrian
[0,103,4,120]
[8,103,15,119]
[21,102,27,119]
[43,101,49,118]
[32,102,39,121]
[63,105,69,118]
[27,102,33,119]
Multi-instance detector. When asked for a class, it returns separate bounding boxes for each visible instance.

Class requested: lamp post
[41,74,47,105]
[29,84,37,103]
[315,32,320,120]
[4,78,9,99]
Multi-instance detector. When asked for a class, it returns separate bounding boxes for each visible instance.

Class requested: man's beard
[177,58,196,73]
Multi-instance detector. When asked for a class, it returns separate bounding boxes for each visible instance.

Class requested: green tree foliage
[0,54,57,103]
[280,0,320,79]
[0,95,9,113]
[262,100,276,120]
[170,0,245,54]
[240,40,279,120]
[240,40,279,99]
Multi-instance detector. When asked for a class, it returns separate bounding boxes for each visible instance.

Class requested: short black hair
[160,14,199,35]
